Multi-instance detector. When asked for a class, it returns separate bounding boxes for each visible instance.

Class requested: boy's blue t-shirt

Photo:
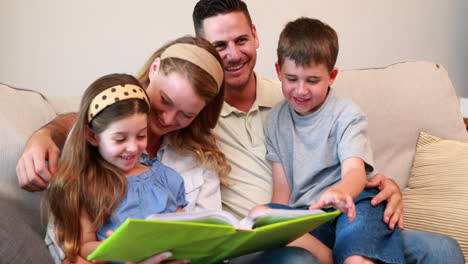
[264,89,375,208]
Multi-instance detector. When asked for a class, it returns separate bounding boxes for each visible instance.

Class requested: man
[192,0,464,263]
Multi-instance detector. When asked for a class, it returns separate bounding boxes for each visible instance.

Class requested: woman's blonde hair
[46,73,150,261]
[137,36,231,184]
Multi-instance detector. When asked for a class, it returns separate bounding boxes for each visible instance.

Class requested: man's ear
[328,67,339,86]
[251,24,260,49]
[86,128,98,147]
[148,57,161,81]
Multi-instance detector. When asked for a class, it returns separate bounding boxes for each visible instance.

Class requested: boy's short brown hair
[277,17,339,72]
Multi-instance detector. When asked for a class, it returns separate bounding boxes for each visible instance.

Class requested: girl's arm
[270,161,291,204]
[310,157,367,222]
[79,208,103,260]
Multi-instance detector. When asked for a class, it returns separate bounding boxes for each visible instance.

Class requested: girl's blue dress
[96,158,188,241]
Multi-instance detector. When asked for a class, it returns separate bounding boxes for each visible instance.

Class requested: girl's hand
[125,252,189,264]
[309,188,356,222]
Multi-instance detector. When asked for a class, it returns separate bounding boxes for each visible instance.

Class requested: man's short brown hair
[193,0,252,37]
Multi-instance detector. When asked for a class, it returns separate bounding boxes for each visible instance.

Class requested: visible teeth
[296,98,306,102]
[121,156,133,160]
[226,64,243,71]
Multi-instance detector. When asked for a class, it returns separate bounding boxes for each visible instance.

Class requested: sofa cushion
[0,199,53,263]
[46,95,81,115]
[0,83,57,236]
[402,132,468,259]
[333,61,468,188]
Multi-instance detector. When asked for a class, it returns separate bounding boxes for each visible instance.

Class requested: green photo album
[87,208,340,264]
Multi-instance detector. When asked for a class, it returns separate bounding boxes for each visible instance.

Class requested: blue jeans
[264,194,465,264]
[228,246,319,264]
[403,230,465,264]
[309,188,404,264]
[227,231,465,264]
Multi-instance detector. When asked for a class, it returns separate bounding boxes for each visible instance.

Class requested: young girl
[45,73,187,262]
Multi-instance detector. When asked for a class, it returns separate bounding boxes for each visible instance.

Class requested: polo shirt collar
[220,72,276,117]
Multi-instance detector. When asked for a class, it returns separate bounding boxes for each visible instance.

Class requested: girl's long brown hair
[137,36,231,184]
[45,74,150,262]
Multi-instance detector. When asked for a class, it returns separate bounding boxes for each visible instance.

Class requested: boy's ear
[86,128,98,147]
[275,62,282,79]
[328,67,339,86]
[148,57,161,81]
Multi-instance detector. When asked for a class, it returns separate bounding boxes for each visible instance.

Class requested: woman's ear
[86,128,98,147]
[148,57,161,81]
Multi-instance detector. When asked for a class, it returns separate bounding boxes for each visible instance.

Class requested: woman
[38,36,229,264]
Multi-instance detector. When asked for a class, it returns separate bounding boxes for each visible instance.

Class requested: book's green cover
[88,210,340,264]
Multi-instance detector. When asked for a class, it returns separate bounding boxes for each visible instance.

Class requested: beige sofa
[1,61,467,262]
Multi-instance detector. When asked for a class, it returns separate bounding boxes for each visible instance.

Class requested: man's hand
[366,173,404,230]
[309,187,356,222]
[16,130,60,192]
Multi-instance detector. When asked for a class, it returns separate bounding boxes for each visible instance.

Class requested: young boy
[264,17,405,264]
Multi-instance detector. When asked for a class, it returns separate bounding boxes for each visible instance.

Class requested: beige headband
[160,43,224,90]
[88,84,150,122]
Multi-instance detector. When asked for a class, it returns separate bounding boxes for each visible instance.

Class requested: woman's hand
[366,173,404,229]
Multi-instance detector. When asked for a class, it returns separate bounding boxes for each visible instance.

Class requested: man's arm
[16,113,77,192]
[366,173,404,230]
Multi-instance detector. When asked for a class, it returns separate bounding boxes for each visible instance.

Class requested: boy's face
[200,11,259,90]
[276,59,338,115]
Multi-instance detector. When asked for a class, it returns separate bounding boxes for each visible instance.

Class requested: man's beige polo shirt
[214,74,283,219]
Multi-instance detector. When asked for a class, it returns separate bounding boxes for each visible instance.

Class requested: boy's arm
[271,162,291,204]
[16,113,77,192]
[310,158,367,222]
[335,157,367,198]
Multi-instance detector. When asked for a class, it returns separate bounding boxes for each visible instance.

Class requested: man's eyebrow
[211,40,226,45]
[236,34,249,39]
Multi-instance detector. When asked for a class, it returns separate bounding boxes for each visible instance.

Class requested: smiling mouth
[120,155,135,160]
[293,97,309,105]
[225,63,245,72]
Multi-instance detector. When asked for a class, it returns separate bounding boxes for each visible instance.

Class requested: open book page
[238,208,325,229]
[146,208,326,230]
[146,210,240,226]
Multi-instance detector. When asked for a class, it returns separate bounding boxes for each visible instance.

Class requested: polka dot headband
[160,43,224,90]
[88,84,150,123]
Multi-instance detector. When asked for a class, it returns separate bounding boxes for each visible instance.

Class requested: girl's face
[146,64,206,137]
[88,113,148,176]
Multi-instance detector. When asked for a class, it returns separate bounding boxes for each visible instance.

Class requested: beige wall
[1,0,467,98]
